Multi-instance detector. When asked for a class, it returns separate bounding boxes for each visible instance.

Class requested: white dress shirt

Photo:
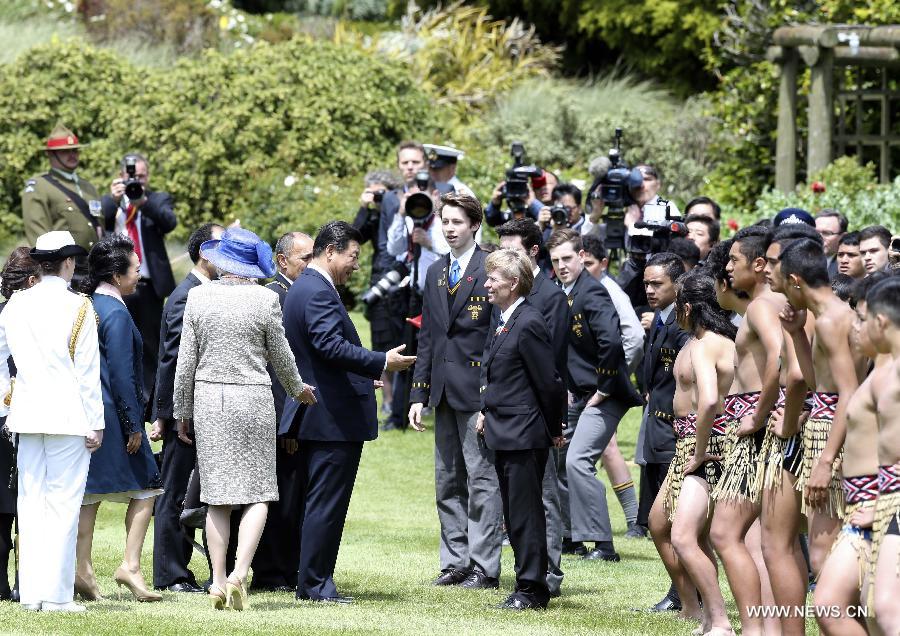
[114,198,150,278]
[600,273,645,372]
[497,296,525,332]
[0,276,104,434]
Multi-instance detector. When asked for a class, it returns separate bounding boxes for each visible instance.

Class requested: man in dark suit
[150,223,222,593]
[545,228,643,563]
[479,248,566,610]
[634,252,689,611]
[495,219,568,596]
[251,231,313,592]
[102,153,177,410]
[281,221,415,603]
[813,209,847,281]
[408,193,503,590]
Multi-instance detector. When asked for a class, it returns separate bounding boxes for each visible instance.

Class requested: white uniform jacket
[0,275,104,435]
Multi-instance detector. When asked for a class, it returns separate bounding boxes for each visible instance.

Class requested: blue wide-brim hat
[200,227,275,279]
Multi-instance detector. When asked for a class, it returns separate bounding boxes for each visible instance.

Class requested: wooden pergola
[767,25,900,191]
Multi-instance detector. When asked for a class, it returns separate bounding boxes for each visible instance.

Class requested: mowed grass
[0,313,818,634]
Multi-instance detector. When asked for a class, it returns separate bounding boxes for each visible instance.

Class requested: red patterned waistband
[723,392,760,420]
[774,386,787,410]
[810,391,839,420]
[879,465,900,495]
[673,412,729,439]
[843,474,879,504]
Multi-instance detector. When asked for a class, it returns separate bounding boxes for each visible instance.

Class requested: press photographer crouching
[476,248,565,610]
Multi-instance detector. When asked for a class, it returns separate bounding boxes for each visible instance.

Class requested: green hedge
[0,37,435,242]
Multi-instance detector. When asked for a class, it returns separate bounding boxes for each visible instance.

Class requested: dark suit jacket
[827,255,839,281]
[102,190,177,299]
[566,269,642,408]
[265,273,292,424]
[152,272,202,421]
[486,270,568,398]
[481,302,565,451]
[638,307,690,463]
[410,247,492,412]
[281,268,386,441]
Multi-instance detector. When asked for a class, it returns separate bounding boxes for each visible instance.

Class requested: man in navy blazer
[281,221,415,604]
[151,222,222,593]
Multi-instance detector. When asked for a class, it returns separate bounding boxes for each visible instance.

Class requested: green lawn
[0,313,817,634]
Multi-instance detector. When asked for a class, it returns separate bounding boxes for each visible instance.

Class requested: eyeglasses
[818,230,842,238]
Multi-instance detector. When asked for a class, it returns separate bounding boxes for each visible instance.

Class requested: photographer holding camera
[353,169,404,419]
[101,152,177,410]
[538,183,586,239]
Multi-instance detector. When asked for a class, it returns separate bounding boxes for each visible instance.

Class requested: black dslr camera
[501,142,542,218]
[124,156,144,201]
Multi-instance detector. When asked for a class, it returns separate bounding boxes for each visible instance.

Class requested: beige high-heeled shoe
[208,584,226,610]
[113,566,162,602]
[225,576,248,611]
[74,572,103,601]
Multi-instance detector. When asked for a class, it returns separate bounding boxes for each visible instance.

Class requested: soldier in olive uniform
[22,124,103,286]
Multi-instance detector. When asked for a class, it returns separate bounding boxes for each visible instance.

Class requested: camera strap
[41,173,101,231]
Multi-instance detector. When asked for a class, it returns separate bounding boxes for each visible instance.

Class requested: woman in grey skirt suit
[173,227,316,611]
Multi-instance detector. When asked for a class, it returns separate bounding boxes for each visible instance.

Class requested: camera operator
[538,183,586,240]
[484,170,559,227]
[101,152,177,412]
[377,141,428,274]
[353,169,404,421]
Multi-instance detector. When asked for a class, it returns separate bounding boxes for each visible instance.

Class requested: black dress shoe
[459,570,499,590]
[303,594,354,604]
[561,539,588,556]
[649,592,682,612]
[624,523,648,539]
[583,547,621,562]
[156,582,204,593]
[432,568,469,586]
[497,593,546,611]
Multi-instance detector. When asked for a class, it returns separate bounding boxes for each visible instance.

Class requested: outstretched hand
[386,344,416,372]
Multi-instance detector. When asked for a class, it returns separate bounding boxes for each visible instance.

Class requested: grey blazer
[173,280,303,420]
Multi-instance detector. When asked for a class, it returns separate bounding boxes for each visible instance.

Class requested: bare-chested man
[866,275,900,635]
[668,270,737,636]
[724,225,812,636]
[779,238,865,577]
[813,272,890,635]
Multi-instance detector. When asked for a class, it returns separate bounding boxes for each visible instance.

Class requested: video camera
[501,142,542,217]
[124,156,144,201]
[629,199,688,255]
[593,128,643,251]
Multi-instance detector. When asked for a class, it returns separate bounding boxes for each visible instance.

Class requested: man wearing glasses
[814,209,848,281]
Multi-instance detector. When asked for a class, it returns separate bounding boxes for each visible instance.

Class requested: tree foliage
[0,37,435,240]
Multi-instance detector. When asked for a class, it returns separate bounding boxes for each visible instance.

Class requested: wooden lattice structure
[767,25,900,191]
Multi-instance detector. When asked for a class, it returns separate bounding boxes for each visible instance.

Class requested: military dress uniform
[22,126,103,292]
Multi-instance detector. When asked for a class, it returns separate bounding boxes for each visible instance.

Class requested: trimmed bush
[0,37,435,241]
[750,157,900,232]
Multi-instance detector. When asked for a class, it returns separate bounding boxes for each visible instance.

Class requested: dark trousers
[295,440,363,600]
[152,423,198,588]
[251,443,303,588]
[124,280,164,411]
[637,461,670,529]
[0,513,12,597]
[495,448,550,606]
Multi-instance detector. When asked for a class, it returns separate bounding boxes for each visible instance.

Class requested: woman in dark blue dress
[75,234,162,603]
[0,247,41,601]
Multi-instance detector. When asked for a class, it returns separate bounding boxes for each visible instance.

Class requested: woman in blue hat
[173,227,316,611]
